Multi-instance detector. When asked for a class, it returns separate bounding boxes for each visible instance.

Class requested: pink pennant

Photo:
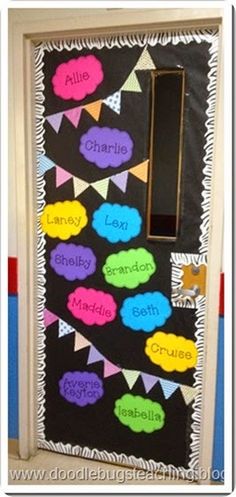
[56,166,72,188]
[46,112,64,133]
[104,360,122,378]
[111,171,128,193]
[44,308,58,328]
[64,106,82,128]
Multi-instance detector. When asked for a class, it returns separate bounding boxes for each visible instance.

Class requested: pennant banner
[44,308,58,328]
[91,178,109,200]
[122,369,140,390]
[58,319,75,338]
[46,100,102,134]
[135,47,156,71]
[56,166,72,188]
[40,156,149,199]
[110,170,129,193]
[46,112,64,133]
[121,71,142,93]
[44,310,198,405]
[64,106,82,128]
[74,331,91,352]
[103,91,121,114]
[38,155,55,176]
[45,48,156,133]
[130,160,149,183]
[159,378,179,399]
[73,177,89,197]
[141,372,159,394]
[103,360,122,378]
[85,100,102,121]
[87,347,105,365]
[180,385,197,405]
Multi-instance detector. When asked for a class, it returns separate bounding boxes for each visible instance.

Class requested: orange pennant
[84,100,102,121]
[130,160,149,183]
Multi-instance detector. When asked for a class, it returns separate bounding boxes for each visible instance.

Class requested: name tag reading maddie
[67,287,117,326]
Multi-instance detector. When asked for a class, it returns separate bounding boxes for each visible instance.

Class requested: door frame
[9,4,228,485]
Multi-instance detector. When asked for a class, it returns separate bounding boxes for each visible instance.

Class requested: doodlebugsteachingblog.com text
[9,466,224,484]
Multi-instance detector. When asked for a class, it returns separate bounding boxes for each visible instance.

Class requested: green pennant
[121,71,142,93]
[122,369,140,389]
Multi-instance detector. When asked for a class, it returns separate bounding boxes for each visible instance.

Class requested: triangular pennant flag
[159,379,179,399]
[56,166,72,188]
[180,385,197,405]
[74,331,91,352]
[110,171,128,193]
[130,160,149,183]
[103,360,122,378]
[87,346,105,365]
[135,48,156,71]
[64,106,82,128]
[44,308,58,328]
[103,91,121,114]
[46,112,64,133]
[121,71,142,93]
[92,178,109,199]
[122,369,140,390]
[84,100,102,121]
[58,319,75,338]
[38,155,55,176]
[141,373,159,394]
[73,176,89,198]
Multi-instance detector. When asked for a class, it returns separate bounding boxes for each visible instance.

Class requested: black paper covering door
[35,29,218,477]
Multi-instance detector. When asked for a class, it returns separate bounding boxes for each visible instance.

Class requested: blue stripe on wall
[8,295,19,438]
[212,316,224,482]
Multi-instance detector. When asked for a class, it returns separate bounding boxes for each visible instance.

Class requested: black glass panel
[148,70,184,240]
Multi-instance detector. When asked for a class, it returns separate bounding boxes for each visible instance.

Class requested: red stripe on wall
[8,257,18,295]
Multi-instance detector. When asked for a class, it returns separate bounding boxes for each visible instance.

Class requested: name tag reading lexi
[40,200,88,240]
[80,127,134,169]
[67,287,117,326]
[52,55,104,101]
[92,203,142,243]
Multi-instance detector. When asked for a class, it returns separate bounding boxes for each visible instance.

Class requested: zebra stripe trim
[35,28,218,480]
[171,252,207,309]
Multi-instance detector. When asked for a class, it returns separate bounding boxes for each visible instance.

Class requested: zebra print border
[35,28,218,480]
